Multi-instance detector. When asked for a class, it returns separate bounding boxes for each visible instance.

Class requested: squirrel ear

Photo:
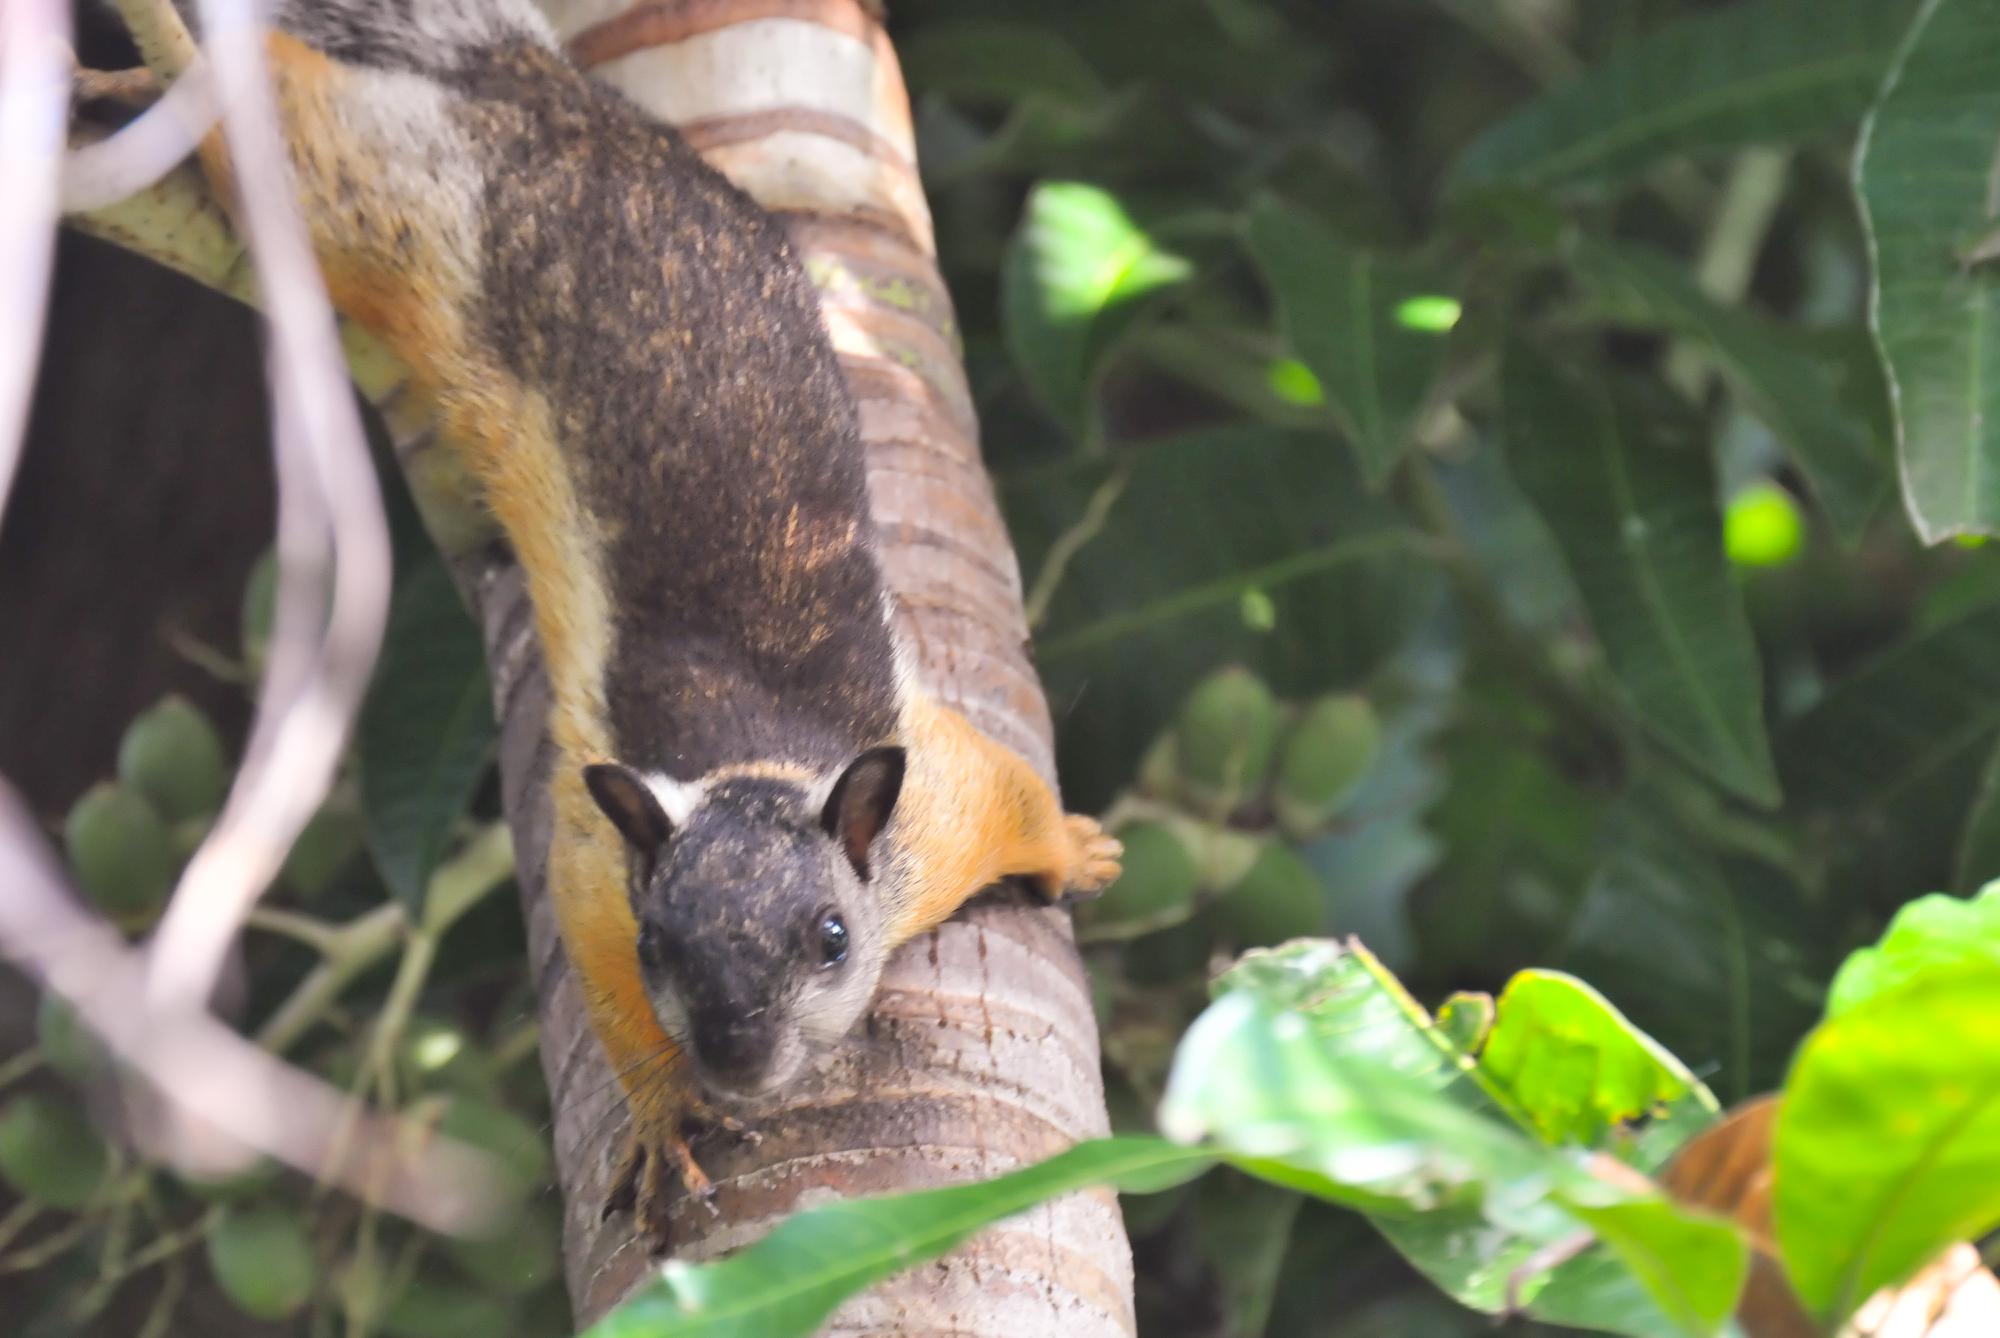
[583,763,674,855]
[821,746,905,879]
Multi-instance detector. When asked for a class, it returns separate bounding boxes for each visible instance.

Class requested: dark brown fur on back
[451,44,900,778]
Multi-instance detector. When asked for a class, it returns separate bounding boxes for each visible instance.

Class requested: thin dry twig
[0,0,70,519]
[144,0,393,1015]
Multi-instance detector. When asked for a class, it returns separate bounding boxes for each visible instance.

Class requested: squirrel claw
[1054,815,1123,903]
[602,1118,718,1255]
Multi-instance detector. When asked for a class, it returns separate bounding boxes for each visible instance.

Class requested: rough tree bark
[68,2,1138,1331]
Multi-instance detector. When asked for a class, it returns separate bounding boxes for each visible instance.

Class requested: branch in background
[143,0,392,1016]
[0,783,501,1234]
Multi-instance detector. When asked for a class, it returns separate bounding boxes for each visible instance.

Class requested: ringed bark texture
[510,1,1134,1331]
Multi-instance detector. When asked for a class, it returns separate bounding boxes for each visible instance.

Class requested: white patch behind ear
[641,772,708,828]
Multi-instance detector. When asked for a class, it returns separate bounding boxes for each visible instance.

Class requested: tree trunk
[501,4,1137,1329]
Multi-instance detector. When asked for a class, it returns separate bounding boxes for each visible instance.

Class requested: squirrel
[186,0,1123,1248]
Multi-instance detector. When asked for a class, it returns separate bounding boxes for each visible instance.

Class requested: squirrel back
[261,0,902,781]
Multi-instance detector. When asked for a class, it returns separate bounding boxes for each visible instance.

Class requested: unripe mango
[1174,667,1280,817]
[0,1094,111,1209]
[1274,694,1379,838]
[1076,821,1200,941]
[64,782,178,921]
[118,696,228,823]
[208,1205,315,1320]
[1215,840,1324,948]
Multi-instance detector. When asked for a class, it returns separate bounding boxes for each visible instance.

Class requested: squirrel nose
[692,1010,775,1087]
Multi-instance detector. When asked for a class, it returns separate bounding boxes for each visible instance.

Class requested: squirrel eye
[818,913,848,966]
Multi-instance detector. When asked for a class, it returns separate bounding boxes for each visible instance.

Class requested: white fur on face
[639,771,709,830]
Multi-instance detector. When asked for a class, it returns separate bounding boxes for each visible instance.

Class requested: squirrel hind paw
[1054,814,1123,903]
[602,1121,719,1255]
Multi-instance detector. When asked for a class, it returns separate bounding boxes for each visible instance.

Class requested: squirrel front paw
[602,1117,711,1256]
[1054,814,1123,903]
[601,1096,764,1255]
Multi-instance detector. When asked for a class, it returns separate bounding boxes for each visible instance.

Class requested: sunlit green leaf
[1001,181,1192,435]
[1479,971,1717,1155]
[1823,882,2000,1016]
[1775,964,2000,1325]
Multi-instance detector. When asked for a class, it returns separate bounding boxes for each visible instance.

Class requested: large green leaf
[1478,971,1717,1156]
[1449,0,1921,191]
[358,559,496,909]
[1854,0,2000,541]
[1571,239,1889,543]
[1003,428,1440,806]
[1774,964,2000,1325]
[1245,199,1453,486]
[1823,882,2000,1016]
[1501,342,1779,806]
[1000,181,1192,436]
[586,1137,1213,1338]
[1187,944,1745,1336]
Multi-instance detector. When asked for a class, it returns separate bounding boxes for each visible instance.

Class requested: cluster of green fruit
[1,1003,559,1326]
[1079,667,1381,958]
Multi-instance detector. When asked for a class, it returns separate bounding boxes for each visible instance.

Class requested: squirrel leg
[547,820,713,1253]
[898,698,1124,936]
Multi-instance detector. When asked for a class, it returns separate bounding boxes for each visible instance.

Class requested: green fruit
[1216,841,1324,949]
[208,1205,315,1320]
[446,1203,559,1295]
[36,994,109,1082]
[118,696,229,823]
[1075,822,1200,941]
[0,1094,111,1209]
[282,805,361,898]
[1274,694,1380,838]
[64,783,179,922]
[1173,667,1280,816]
[241,550,278,670]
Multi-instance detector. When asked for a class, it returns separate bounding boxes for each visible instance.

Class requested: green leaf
[1000,181,1192,436]
[1778,602,2000,814]
[1479,971,1718,1154]
[1246,199,1452,486]
[1824,882,2000,1017]
[1449,0,1921,191]
[1854,0,2000,541]
[1187,943,1744,1336]
[1774,964,2000,1325]
[1501,341,1779,806]
[1571,239,1888,543]
[358,559,496,908]
[586,1137,1213,1338]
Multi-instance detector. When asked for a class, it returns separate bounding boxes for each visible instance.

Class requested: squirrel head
[581,749,904,1102]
